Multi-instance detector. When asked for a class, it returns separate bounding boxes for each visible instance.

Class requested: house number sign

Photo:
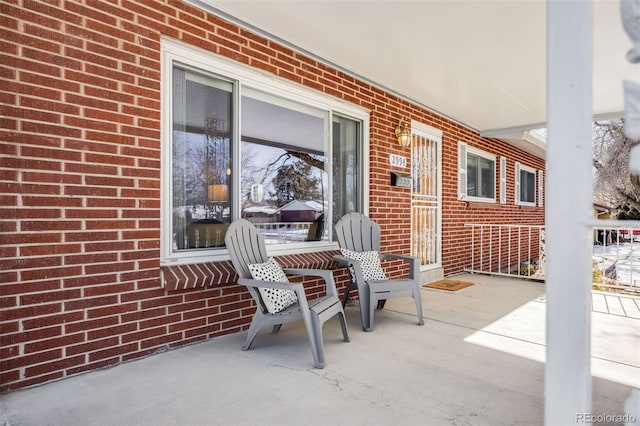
[389,154,407,168]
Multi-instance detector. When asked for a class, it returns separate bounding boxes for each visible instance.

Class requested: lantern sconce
[395,118,411,148]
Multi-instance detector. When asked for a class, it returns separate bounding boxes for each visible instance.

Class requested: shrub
[520,262,536,276]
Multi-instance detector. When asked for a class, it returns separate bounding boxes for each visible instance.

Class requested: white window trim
[458,141,467,201]
[500,156,507,204]
[411,120,443,141]
[160,37,370,265]
[515,161,520,204]
[538,169,544,207]
[459,142,496,203]
[515,162,537,206]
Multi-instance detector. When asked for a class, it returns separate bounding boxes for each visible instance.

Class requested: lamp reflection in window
[207,184,228,220]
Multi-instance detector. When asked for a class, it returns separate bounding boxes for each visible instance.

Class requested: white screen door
[411,123,442,270]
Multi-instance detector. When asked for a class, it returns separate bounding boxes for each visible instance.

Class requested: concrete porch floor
[1,274,638,426]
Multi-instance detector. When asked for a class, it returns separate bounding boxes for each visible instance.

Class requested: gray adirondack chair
[333,212,424,331]
[224,219,349,369]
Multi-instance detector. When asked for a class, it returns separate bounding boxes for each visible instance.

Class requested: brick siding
[0,0,544,390]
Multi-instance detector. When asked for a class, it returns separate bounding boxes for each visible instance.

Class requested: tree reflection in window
[241,138,327,243]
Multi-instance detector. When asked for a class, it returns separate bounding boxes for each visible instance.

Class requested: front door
[411,123,442,270]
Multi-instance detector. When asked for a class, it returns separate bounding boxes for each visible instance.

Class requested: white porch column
[545,1,593,425]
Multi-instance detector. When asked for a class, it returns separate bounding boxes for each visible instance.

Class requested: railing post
[508,226,512,274]
[498,226,502,274]
[489,225,493,273]
[631,230,635,286]
[480,225,484,272]
[528,227,532,276]
[470,224,475,271]
[517,225,522,276]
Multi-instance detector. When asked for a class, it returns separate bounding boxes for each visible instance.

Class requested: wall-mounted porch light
[395,118,411,148]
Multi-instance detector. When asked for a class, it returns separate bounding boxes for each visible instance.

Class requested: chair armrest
[380,253,416,262]
[282,268,339,298]
[332,254,351,267]
[379,253,420,281]
[238,277,309,309]
[238,277,299,291]
[332,255,367,287]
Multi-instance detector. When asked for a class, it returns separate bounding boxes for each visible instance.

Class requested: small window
[458,142,496,202]
[515,162,536,206]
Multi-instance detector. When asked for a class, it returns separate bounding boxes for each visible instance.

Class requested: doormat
[423,279,474,293]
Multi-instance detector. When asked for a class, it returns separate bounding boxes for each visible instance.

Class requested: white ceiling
[197,0,636,136]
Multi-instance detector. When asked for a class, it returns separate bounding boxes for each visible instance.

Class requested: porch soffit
[192,0,636,156]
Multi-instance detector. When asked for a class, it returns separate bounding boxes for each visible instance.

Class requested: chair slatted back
[334,213,381,252]
[225,219,269,280]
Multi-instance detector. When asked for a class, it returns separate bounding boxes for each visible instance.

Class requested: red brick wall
[441,137,545,274]
[0,0,544,390]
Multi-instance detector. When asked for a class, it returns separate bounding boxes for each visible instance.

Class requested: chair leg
[342,289,351,307]
[358,287,372,332]
[298,304,323,368]
[271,324,283,334]
[338,310,350,342]
[377,299,386,310]
[414,289,425,326]
[311,313,326,369]
[342,281,357,307]
[243,314,264,351]
[364,292,375,332]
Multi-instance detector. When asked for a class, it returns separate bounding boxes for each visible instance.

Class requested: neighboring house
[0,2,545,390]
[593,201,615,247]
[241,205,277,222]
[278,200,323,223]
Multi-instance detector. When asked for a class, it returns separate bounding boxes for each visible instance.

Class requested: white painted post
[545,1,593,425]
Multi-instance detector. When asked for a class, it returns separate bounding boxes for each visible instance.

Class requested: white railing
[592,226,640,290]
[252,221,316,243]
[178,220,321,249]
[465,222,640,292]
[464,224,546,280]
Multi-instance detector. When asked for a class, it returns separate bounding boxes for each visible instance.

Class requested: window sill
[463,196,497,204]
[465,201,500,209]
[160,247,342,291]
[160,242,340,267]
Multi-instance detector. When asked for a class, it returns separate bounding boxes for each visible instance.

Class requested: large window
[332,114,362,231]
[162,40,368,264]
[458,142,495,202]
[240,88,330,244]
[171,68,233,251]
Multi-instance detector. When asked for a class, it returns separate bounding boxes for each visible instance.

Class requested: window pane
[467,154,478,197]
[332,114,361,230]
[521,169,536,203]
[172,66,233,251]
[240,89,328,244]
[466,152,494,199]
[479,156,495,198]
